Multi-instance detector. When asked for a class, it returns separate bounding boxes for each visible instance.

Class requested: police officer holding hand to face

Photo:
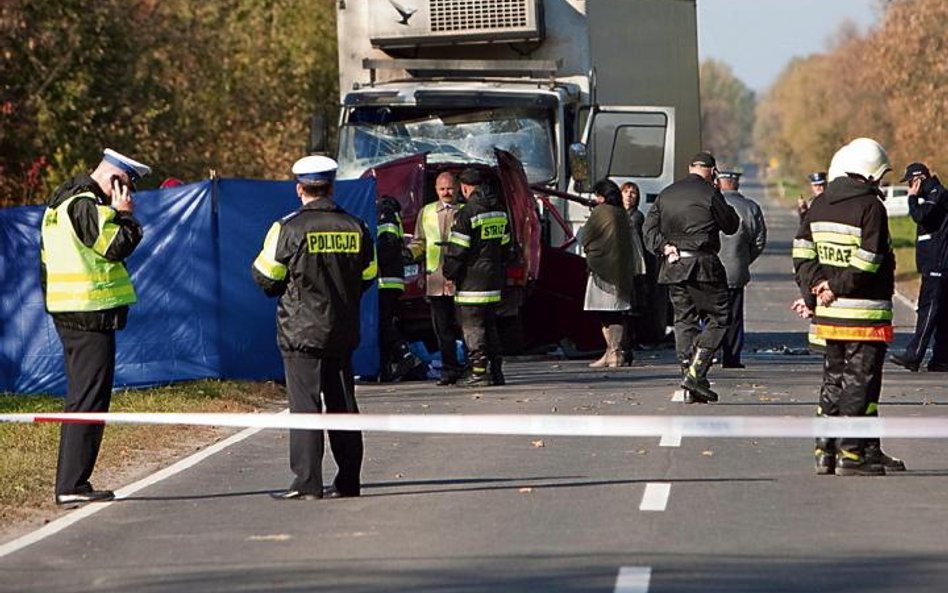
[798,171,827,222]
[889,162,948,372]
[643,152,739,403]
[40,148,149,505]
[443,168,511,387]
[253,155,377,500]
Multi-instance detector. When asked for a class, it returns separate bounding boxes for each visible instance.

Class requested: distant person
[253,155,376,500]
[643,152,739,403]
[443,168,510,387]
[40,148,150,505]
[889,162,948,372]
[408,172,465,385]
[580,179,635,368]
[716,171,767,368]
[797,171,826,222]
[793,138,903,476]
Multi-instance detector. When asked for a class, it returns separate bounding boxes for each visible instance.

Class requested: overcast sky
[697,0,883,93]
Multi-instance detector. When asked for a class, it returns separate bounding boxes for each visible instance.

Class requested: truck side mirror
[309,114,328,154]
[569,142,589,192]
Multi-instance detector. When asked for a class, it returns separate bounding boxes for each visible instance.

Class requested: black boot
[835,448,885,476]
[489,357,505,386]
[814,437,836,475]
[464,356,489,388]
[864,440,906,472]
[389,342,421,382]
[681,347,719,403]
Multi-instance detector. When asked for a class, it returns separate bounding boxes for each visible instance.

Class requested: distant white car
[881,184,910,217]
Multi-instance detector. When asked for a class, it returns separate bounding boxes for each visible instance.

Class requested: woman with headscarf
[579,179,635,367]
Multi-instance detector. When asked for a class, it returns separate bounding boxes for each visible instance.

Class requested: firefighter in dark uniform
[40,148,150,505]
[443,168,510,387]
[889,162,948,372]
[376,195,422,381]
[253,155,377,500]
[793,137,904,476]
[643,152,739,403]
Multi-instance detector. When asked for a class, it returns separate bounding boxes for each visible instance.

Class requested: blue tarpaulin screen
[0,178,378,395]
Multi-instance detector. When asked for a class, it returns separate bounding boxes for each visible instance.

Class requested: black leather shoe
[926,362,948,372]
[323,486,360,499]
[269,489,322,500]
[889,353,920,372]
[865,445,906,472]
[55,490,115,505]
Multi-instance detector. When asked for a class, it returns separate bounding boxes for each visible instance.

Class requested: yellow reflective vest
[41,193,137,312]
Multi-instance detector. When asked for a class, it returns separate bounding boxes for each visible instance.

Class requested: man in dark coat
[643,152,739,403]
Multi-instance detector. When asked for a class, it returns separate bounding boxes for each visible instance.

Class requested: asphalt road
[2,182,946,593]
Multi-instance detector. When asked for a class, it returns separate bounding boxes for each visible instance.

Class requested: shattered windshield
[337,105,555,182]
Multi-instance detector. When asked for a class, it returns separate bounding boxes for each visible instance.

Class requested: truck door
[494,148,541,283]
[585,106,676,206]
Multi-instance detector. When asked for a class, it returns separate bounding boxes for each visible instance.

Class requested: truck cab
[332,0,701,351]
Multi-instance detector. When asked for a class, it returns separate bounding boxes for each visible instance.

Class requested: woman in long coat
[579,179,635,367]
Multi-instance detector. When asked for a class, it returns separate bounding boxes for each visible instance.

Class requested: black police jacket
[442,186,510,306]
[908,176,948,276]
[643,174,739,284]
[252,198,376,356]
[40,174,143,331]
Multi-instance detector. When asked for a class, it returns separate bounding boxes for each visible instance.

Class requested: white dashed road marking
[639,482,671,512]
[614,566,652,592]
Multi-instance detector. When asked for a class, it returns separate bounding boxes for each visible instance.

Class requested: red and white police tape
[1,412,948,438]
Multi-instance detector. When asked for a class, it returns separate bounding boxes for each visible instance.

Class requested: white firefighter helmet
[827,137,891,183]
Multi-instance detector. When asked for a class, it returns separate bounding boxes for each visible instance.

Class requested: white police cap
[292,155,338,185]
[102,148,151,181]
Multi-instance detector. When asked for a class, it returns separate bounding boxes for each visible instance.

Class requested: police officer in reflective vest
[643,151,740,403]
[889,162,948,372]
[409,172,465,385]
[443,168,510,387]
[376,195,421,381]
[253,155,377,500]
[793,138,904,476]
[40,148,150,505]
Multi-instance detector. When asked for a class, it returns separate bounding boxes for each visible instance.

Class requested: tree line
[753,0,946,184]
[1,0,338,207]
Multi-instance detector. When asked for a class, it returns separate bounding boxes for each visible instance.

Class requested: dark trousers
[668,280,730,364]
[429,296,461,376]
[379,289,405,369]
[819,340,887,455]
[282,355,363,495]
[903,274,948,366]
[722,287,745,366]
[459,303,501,372]
[55,326,115,495]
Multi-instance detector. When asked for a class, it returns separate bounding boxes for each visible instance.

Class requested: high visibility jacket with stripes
[792,176,895,342]
[252,198,377,356]
[442,187,510,305]
[377,207,406,291]
[40,176,142,330]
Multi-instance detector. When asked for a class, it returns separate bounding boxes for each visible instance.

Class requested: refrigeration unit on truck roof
[369,0,544,48]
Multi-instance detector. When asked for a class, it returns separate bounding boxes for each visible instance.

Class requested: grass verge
[889,215,920,299]
[0,380,284,532]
